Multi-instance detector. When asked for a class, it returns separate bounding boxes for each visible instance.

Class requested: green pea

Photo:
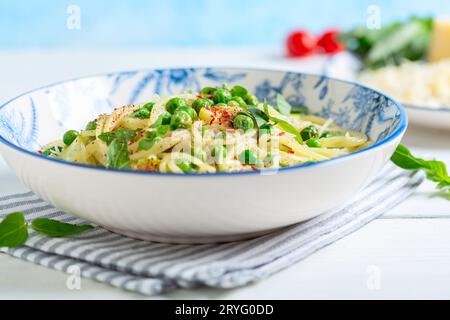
[131,107,151,119]
[143,102,155,111]
[233,114,254,132]
[230,85,248,97]
[63,130,79,146]
[200,87,217,95]
[212,145,227,163]
[244,94,259,106]
[85,121,97,131]
[231,96,247,107]
[320,132,333,138]
[151,112,172,128]
[213,88,232,104]
[215,103,228,107]
[300,125,319,141]
[160,112,172,125]
[170,110,193,129]
[192,98,213,113]
[138,125,169,151]
[166,97,187,114]
[238,149,262,167]
[177,160,194,173]
[176,106,197,120]
[306,138,321,148]
[259,123,272,135]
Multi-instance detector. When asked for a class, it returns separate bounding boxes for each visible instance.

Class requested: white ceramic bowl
[0,68,407,243]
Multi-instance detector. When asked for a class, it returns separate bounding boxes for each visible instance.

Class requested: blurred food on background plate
[286,17,450,109]
[359,59,449,108]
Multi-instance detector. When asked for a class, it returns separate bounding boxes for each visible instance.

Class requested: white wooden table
[0,49,449,299]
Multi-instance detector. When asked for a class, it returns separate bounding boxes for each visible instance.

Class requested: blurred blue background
[0,0,447,48]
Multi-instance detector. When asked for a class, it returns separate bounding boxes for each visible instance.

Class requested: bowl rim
[0,66,408,177]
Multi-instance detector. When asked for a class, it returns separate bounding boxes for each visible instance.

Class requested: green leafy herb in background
[0,212,94,248]
[391,144,450,195]
[244,106,269,127]
[339,16,433,69]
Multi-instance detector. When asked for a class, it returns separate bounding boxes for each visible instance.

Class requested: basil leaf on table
[0,213,95,248]
[31,218,94,238]
[391,144,450,196]
[107,138,131,169]
[98,129,137,145]
[276,94,292,116]
[0,212,28,248]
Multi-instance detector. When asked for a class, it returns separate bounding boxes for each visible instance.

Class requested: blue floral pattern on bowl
[0,68,405,151]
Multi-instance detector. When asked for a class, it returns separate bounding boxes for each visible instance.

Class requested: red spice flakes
[278,132,286,136]
[287,149,294,154]
[37,150,43,154]
[251,166,260,171]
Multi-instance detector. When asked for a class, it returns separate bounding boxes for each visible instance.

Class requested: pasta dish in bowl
[0,68,406,243]
[39,85,371,174]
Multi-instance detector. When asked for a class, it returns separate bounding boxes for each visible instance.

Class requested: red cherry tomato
[317,29,345,54]
[286,30,317,57]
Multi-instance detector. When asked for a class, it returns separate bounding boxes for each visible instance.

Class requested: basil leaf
[42,146,63,157]
[426,161,450,183]
[263,100,303,143]
[391,144,450,197]
[0,212,28,248]
[31,218,94,238]
[99,130,137,145]
[390,144,427,170]
[151,112,172,128]
[246,106,269,127]
[276,94,292,116]
[107,139,131,169]
[291,105,309,114]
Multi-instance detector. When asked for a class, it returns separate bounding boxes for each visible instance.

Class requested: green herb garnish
[138,125,170,151]
[339,16,433,70]
[276,94,292,116]
[246,106,269,127]
[31,218,94,238]
[391,144,450,195]
[42,146,63,157]
[107,139,131,169]
[98,129,137,145]
[0,212,28,248]
[291,105,309,114]
[0,212,94,248]
[263,100,303,143]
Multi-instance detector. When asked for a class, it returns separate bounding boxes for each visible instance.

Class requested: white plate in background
[326,54,450,131]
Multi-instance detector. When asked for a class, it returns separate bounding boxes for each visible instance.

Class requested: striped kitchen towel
[0,164,423,296]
